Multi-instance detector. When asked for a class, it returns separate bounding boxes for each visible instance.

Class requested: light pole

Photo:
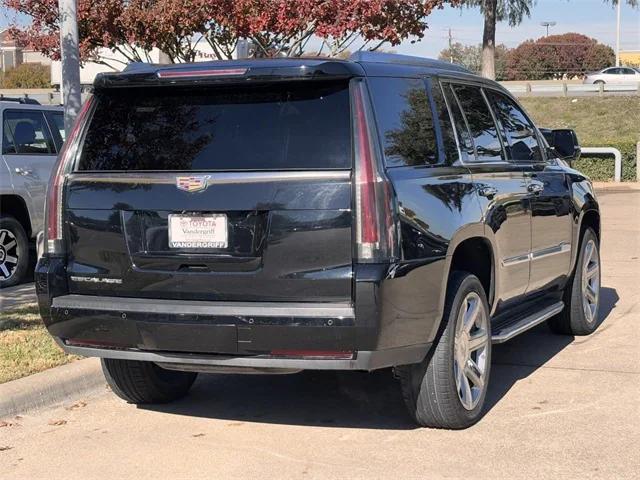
[540,21,557,37]
[615,0,621,66]
[57,0,82,137]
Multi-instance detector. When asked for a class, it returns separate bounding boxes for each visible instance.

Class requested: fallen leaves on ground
[0,420,20,427]
[65,400,87,411]
[47,419,67,426]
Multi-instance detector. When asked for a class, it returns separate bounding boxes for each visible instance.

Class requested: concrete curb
[593,181,640,191]
[0,358,105,418]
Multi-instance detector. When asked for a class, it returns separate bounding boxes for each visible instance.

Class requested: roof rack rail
[0,95,41,105]
[349,51,472,74]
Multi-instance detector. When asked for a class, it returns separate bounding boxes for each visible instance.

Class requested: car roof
[0,101,63,112]
[94,51,502,90]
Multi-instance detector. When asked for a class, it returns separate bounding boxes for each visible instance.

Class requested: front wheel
[397,271,491,429]
[548,228,601,335]
[102,359,197,404]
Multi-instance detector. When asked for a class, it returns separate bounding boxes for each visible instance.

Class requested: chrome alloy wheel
[581,239,600,324]
[0,228,19,281]
[453,292,490,411]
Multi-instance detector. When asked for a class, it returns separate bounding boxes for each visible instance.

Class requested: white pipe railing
[581,147,622,183]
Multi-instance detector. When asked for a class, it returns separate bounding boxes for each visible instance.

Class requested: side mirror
[540,128,581,164]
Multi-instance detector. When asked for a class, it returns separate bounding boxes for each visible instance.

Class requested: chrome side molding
[502,243,571,267]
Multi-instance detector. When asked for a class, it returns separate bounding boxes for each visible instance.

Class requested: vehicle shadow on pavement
[143,368,418,430]
[485,286,619,416]
[142,286,619,430]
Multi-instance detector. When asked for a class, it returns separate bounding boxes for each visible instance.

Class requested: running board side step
[491,301,564,344]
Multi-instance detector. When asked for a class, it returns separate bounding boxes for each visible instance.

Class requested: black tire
[548,228,601,336]
[0,215,29,288]
[594,80,605,85]
[101,359,197,404]
[397,271,492,429]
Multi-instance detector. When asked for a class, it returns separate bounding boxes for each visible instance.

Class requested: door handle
[527,183,544,194]
[478,186,498,198]
[14,167,33,176]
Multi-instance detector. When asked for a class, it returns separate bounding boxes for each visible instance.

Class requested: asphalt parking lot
[1,188,639,479]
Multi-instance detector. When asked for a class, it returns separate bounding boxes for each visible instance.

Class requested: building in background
[0,29,51,73]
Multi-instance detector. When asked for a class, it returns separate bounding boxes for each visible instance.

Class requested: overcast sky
[2,0,639,58]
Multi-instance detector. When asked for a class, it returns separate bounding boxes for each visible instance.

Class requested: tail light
[45,96,95,255]
[351,79,398,262]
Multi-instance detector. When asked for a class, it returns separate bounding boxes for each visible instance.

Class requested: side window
[368,77,438,167]
[451,84,504,162]
[430,81,459,163]
[2,110,55,155]
[486,90,543,163]
[441,83,475,161]
[2,122,16,154]
[46,111,66,151]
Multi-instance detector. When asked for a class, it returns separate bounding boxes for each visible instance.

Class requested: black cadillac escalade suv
[36,52,602,429]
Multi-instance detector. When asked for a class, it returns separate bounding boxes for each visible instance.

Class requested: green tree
[1,63,51,88]
[438,42,510,79]
[461,0,637,80]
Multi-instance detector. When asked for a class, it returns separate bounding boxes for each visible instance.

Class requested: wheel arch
[570,207,600,276]
[0,194,33,238]
[440,226,496,325]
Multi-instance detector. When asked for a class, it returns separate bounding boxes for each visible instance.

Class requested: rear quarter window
[77,81,351,171]
[368,77,438,167]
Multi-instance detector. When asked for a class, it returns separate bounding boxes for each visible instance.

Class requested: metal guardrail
[581,147,623,182]
[504,82,640,97]
[581,142,640,183]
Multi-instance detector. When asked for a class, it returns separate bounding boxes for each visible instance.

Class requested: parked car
[1,99,64,287]
[583,66,640,84]
[36,53,602,429]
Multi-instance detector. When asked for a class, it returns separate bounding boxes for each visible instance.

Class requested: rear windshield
[77,81,351,171]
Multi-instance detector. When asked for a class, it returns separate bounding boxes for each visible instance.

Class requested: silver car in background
[0,99,64,287]
[583,66,640,84]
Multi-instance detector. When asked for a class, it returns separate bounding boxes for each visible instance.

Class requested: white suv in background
[583,67,640,84]
[0,98,64,287]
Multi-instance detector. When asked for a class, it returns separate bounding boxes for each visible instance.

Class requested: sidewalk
[0,283,37,310]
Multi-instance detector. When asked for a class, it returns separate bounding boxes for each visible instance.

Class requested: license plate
[168,214,228,249]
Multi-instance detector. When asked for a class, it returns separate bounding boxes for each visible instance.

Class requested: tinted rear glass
[368,77,438,167]
[78,82,351,171]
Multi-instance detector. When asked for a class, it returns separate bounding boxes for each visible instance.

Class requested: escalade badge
[176,175,210,193]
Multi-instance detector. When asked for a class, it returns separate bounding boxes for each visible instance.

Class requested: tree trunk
[481,0,497,80]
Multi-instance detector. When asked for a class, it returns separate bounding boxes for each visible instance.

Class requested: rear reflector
[270,350,354,360]
[157,68,247,79]
[65,338,127,349]
[45,96,95,255]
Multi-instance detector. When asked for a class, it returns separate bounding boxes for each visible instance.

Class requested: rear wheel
[0,215,29,288]
[101,359,197,404]
[548,228,601,335]
[594,80,605,85]
[397,271,491,429]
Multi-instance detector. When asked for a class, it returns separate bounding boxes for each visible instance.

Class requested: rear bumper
[45,294,429,372]
[55,339,428,372]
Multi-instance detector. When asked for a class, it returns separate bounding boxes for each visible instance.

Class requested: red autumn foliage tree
[505,33,615,80]
[4,0,456,68]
